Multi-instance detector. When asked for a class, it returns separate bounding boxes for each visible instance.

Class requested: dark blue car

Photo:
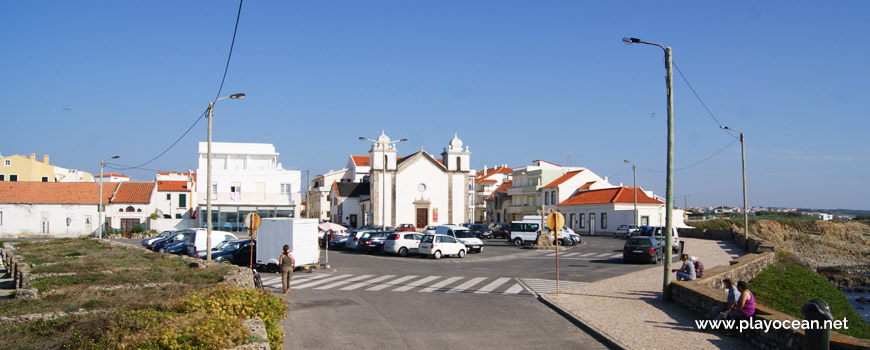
[201,239,255,266]
[152,231,190,253]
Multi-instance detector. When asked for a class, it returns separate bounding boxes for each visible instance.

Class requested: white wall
[394,158,448,226]
[149,218,196,232]
[0,204,97,238]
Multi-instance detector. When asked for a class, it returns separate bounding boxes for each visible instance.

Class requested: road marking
[609,253,623,258]
[503,283,524,295]
[580,252,596,257]
[339,275,397,291]
[474,277,512,294]
[315,275,374,290]
[521,278,587,294]
[293,274,353,289]
[446,277,488,293]
[419,276,464,293]
[392,276,441,292]
[365,275,419,291]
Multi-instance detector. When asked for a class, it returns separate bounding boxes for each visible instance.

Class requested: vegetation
[687,219,736,231]
[751,259,870,339]
[0,239,287,349]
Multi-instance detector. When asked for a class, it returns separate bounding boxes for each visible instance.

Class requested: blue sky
[2,1,868,210]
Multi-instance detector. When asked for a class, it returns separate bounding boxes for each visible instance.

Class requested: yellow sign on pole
[547,212,565,233]
[245,212,262,231]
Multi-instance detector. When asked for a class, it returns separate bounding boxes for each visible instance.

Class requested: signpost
[245,213,261,267]
[546,210,565,294]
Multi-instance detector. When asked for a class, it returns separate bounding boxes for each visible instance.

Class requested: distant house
[95,173,130,182]
[0,182,116,237]
[473,165,512,224]
[540,169,612,214]
[328,182,370,228]
[557,186,674,235]
[151,171,197,231]
[485,180,513,224]
[105,182,158,234]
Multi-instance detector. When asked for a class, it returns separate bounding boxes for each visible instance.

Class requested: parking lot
[272,235,668,349]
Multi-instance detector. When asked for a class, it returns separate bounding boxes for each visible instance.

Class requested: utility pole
[625,160,637,227]
[722,126,748,241]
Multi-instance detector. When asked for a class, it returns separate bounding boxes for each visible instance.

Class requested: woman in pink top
[731,280,756,319]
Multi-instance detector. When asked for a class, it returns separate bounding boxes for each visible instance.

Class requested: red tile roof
[487,180,513,200]
[96,173,129,178]
[533,160,561,167]
[157,171,195,177]
[557,187,662,206]
[475,166,512,178]
[0,182,117,205]
[351,155,371,167]
[541,170,584,189]
[475,179,498,183]
[578,181,596,190]
[112,182,155,204]
[156,180,190,192]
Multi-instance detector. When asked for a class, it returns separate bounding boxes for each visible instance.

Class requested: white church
[362,132,471,228]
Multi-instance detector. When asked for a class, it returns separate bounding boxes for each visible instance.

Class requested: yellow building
[1,153,94,182]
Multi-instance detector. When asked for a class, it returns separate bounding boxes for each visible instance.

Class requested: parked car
[615,224,640,238]
[567,229,582,245]
[464,223,493,239]
[422,225,438,234]
[328,235,348,250]
[544,227,575,246]
[383,232,423,257]
[396,224,416,232]
[204,239,255,266]
[636,226,680,253]
[141,230,174,249]
[509,220,540,246]
[185,228,238,256]
[346,227,379,250]
[356,231,390,254]
[622,236,662,264]
[418,234,467,259]
[489,223,510,239]
[165,240,189,255]
[152,230,190,253]
[434,225,484,253]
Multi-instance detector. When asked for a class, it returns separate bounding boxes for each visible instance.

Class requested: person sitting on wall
[729,280,756,321]
[672,253,696,281]
[709,278,740,320]
[690,256,705,278]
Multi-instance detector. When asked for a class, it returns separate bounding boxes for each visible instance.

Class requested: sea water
[844,290,870,326]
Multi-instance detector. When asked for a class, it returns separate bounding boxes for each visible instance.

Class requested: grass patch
[687,219,736,231]
[752,261,870,339]
[0,238,288,349]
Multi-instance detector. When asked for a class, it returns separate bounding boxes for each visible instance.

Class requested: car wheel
[434,250,442,259]
[220,259,232,265]
[477,246,483,253]
[159,248,166,253]
[458,249,466,258]
[513,238,523,247]
[398,247,408,257]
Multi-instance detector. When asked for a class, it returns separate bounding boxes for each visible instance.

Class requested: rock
[856,296,869,304]
[15,289,38,299]
[189,261,205,269]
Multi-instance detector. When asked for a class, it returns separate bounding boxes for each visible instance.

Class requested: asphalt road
[268,235,663,350]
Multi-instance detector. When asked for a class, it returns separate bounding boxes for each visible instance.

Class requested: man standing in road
[280,245,295,296]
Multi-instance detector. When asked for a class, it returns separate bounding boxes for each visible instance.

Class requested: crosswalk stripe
[289,273,330,286]
[315,275,375,290]
[339,275,396,291]
[474,277,512,294]
[293,274,353,289]
[580,253,596,257]
[561,252,581,257]
[419,277,464,293]
[503,283,524,295]
[365,275,419,291]
[392,276,441,292]
[447,277,488,293]
[609,253,623,258]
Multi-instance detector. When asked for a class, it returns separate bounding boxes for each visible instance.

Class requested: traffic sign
[245,212,261,230]
[546,212,565,232]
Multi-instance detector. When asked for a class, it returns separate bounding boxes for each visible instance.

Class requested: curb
[538,294,629,350]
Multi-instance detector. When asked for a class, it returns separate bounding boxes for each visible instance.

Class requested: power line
[111,108,208,171]
[636,136,740,173]
[215,0,244,100]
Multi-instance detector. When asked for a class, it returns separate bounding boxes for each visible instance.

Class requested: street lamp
[624,160,638,227]
[623,36,676,300]
[359,134,407,227]
[206,93,245,262]
[99,155,120,239]
[721,125,748,242]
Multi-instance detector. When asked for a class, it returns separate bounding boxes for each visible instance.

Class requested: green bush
[752,262,870,339]
[182,287,288,349]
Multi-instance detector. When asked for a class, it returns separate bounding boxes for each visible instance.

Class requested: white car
[383,233,423,257]
[418,234,467,259]
[434,225,484,253]
[638,226,681,253]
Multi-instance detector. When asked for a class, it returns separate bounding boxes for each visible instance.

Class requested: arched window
[456,156,462,170]
[137,209,142,212]
[118,208,123,212]
[126,206,135,212]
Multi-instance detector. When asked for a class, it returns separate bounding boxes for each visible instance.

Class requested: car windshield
[421,235,434,243]
[387,234,399,240]
[626,239,653,248]
[454,229,475,238]
[214,240,230,250]
[222,241,243,251]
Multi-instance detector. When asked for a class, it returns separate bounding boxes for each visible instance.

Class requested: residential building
[95,173,130,182]
[151,171,197,231]
[485,180,512,225]
[0,153,55,182]
[556,186,688,235]
[506,160,584,222]
[53,165,95,182]
[328,182,370,228]
[0,182,116,237]
[472,165,512,223]
[106,182,158,234]
[194,142,302,231]
[308,168,351,221]
[540,169,612,213]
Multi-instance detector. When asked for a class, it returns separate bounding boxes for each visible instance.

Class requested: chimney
[604,176,608,183]
[483,165,488,174]
[30,153,36,160]
[43,154,49,164]
[619,182,623,187]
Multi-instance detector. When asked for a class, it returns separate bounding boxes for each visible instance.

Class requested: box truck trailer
[255,218,320,272]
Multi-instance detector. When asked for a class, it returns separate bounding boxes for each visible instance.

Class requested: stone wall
[671,231,870,349]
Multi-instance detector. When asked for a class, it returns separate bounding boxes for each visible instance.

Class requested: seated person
[710,279,739,320]
[729,280,756,321]
[672,254,696,281]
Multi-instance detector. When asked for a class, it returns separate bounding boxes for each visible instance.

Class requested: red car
[397,224,416,232]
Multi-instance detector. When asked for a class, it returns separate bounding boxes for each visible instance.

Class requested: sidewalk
[544,238,749,349]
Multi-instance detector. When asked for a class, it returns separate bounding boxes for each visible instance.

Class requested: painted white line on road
[447,277,488,293]
[392,276,441,292]
[365,275,419,291]
[339,275,396,291]
[609,253,623,258]
[474,277,512,294]
[419,277,463,293]
[315,275,374,290]
[288,273,331,286]
[580,252,596,257]
[503,283,524,295]
[293,274,353,289]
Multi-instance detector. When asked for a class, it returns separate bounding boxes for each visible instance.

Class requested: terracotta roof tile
[156,180,190,192]
[541,170,584,189]
[96,173,129,178]
[112,182,155,204]
[487,180,513,200]
[578,181,596,190]
[0,182,117,205]
[475,166,513,178]
[351,155,371,167]
[557,187,661,206]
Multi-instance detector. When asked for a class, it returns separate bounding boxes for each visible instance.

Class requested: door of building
[349,214,358,228]
[589,213,596,236]
[121,218,139,235]
[416,208,428,228]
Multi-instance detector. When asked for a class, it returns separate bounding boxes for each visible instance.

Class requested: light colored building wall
[394,157,449,227]
[0,204,97,237]
[0,153,55,182]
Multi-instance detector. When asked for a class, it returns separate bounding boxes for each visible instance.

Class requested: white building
[195,142,302,232]
[540,168,612,213]
[364,132,470,228]
[556,186,688,235]
[95,173,130,182]
[0,182,109,237]
[308,168,351,221]
[105,182,158,234]
[53,166,95,182]
[151,171,197,231]
[328,182,369,228]
[472,165,512,223]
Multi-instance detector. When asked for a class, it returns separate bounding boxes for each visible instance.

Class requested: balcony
[197,191,297,206]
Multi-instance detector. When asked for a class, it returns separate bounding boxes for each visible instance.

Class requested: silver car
[383,233,423,257]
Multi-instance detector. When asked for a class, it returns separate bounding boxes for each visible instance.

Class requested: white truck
[256,218,320,272]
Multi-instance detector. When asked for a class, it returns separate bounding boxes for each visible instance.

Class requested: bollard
[801,298,832,350]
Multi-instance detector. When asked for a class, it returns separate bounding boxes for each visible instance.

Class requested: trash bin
[801,298,833,350]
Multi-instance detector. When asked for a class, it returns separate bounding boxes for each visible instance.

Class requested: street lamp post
[721,125,748,242]
[623,36,676,300]
[206,93,245,262]
[624,160,638,227]
[359,134,407,227]
[98,155,120,239]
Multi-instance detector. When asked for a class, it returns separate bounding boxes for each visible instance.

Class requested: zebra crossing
[260,273,587,296]
[533,251,623,259]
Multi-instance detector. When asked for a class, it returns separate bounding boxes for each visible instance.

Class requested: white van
[509,220,540,246]
[433,225,484,253]
[185,228,238,256]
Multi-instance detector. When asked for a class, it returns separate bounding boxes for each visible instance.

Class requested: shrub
[181,287,288,349]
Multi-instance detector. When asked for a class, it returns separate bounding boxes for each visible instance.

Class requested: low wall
[678,228,776,253]
[670,233,870,349]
